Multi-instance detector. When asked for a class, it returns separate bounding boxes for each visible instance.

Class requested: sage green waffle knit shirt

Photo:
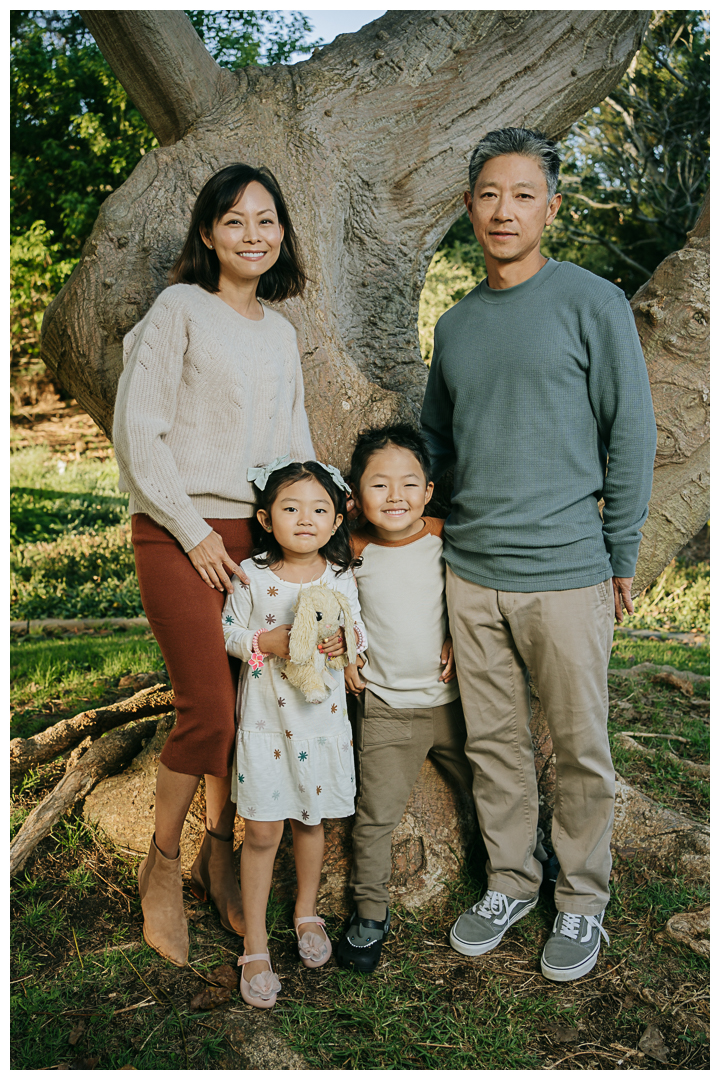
[420,259,656,592]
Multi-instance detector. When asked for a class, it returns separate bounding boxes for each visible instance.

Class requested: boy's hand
[257,624,292,659]
[345,660,366,696]
[439,637,456,683]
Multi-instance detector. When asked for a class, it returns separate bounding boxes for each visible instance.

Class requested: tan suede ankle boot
[138,835,189,967]
[190,829,245,936]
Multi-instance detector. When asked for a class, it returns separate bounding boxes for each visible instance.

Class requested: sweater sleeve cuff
[173,514,214,554]
[606,541,641,579]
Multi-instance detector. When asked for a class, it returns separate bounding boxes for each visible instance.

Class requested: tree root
[10,684,174,786]
[10,716,164,877]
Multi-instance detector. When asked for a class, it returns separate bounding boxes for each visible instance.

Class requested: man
[420,127,656,982]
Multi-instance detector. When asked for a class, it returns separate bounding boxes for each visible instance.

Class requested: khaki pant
[351,690,473,922]
[446,567,615,915]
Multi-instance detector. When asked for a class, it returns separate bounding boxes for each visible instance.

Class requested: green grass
[11,628,164,741]
[10,445,124,497]
[10,447,142,620]
[624,557,709,634]
[609,633,709,675]
[10,487,129,544]
[10,812,236,1071]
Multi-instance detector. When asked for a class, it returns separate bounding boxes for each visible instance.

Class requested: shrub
[11,524,143,620]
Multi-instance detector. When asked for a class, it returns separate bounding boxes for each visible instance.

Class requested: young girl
[222,459,366,1008]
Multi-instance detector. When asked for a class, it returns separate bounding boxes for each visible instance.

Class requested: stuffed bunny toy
[285,582,357,704]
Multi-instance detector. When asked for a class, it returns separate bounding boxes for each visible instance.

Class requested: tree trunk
[631,194,710,593]
[10,684,173,787]
[42,9,647,472]
[10,717,161,877]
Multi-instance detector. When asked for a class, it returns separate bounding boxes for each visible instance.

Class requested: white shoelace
[473,890,517,926]
[557,911,609,945]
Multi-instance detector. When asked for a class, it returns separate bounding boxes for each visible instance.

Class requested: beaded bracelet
[251,629,269,658]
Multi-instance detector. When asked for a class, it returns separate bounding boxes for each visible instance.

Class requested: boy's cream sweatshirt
[350,518,459,710]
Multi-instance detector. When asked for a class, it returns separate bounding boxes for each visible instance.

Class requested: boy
[336,423,474,973]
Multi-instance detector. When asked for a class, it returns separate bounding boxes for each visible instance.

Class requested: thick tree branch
[81,10,236,146]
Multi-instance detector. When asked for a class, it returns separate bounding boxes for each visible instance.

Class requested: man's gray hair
[468,128,561,201]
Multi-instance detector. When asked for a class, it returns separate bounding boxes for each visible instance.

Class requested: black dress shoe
[336,908,391,973]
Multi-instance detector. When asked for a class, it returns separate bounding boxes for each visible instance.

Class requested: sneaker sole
[449,896,538,957]
[540,942,601,982]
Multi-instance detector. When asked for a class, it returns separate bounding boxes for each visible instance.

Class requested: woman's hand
[345,657,366,696]
[257,624,292,659]
[439,637,457,683]
[187,531,250,592]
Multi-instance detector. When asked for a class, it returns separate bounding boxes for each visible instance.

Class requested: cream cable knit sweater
[113,283,315,552]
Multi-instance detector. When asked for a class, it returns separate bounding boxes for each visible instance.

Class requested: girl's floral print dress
[222,558,366,824]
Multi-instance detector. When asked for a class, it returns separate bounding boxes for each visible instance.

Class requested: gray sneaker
[541,910,609,982]
[449,889,538,956]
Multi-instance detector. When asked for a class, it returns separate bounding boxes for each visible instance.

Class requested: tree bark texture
[630,194,710,593]
[10,685,173,787]
[10,717,161,877]
[43,9,646,461]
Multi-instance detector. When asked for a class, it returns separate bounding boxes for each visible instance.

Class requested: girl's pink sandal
[237,952,281,1009]
[294,915,332,969]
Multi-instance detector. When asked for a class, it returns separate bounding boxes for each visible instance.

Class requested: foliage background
[419,9,709,360]
[11,10,710,373]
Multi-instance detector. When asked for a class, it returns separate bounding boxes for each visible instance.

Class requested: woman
[113,164,315,966]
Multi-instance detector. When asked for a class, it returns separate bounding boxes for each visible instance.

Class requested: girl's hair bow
[316,462,352,495]
[246,455,292,490]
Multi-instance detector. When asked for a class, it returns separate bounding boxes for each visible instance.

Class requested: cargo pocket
[358,690,413,751]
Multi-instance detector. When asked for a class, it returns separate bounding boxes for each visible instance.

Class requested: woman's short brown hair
[169,163,307,302]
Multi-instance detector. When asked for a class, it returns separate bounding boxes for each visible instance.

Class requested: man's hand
[439,637,457,683]
[612,577,634,623]
[344,656,366,696]
[187,530,250,591]
[257,624,292,659]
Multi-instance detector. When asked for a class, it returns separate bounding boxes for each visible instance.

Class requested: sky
[293,10,386,60]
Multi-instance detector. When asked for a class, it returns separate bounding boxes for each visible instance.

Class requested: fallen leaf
[638,1024,668,1063]
[119,1066,137,1070]
[650,672,693,697]
[208,964,239,990]
[68,1021,85,1046]
[189,986,232,1012]
[547,1025,579,1044]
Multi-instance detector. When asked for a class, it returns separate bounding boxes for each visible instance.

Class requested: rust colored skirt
[131,514,254,777]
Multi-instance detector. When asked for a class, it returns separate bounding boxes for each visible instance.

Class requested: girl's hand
[319,628,345,658]
[320,625,362,659]
[257,624,292,659]
[439,637,456,683]
[188,531,250,592]
[345,661,366,696]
